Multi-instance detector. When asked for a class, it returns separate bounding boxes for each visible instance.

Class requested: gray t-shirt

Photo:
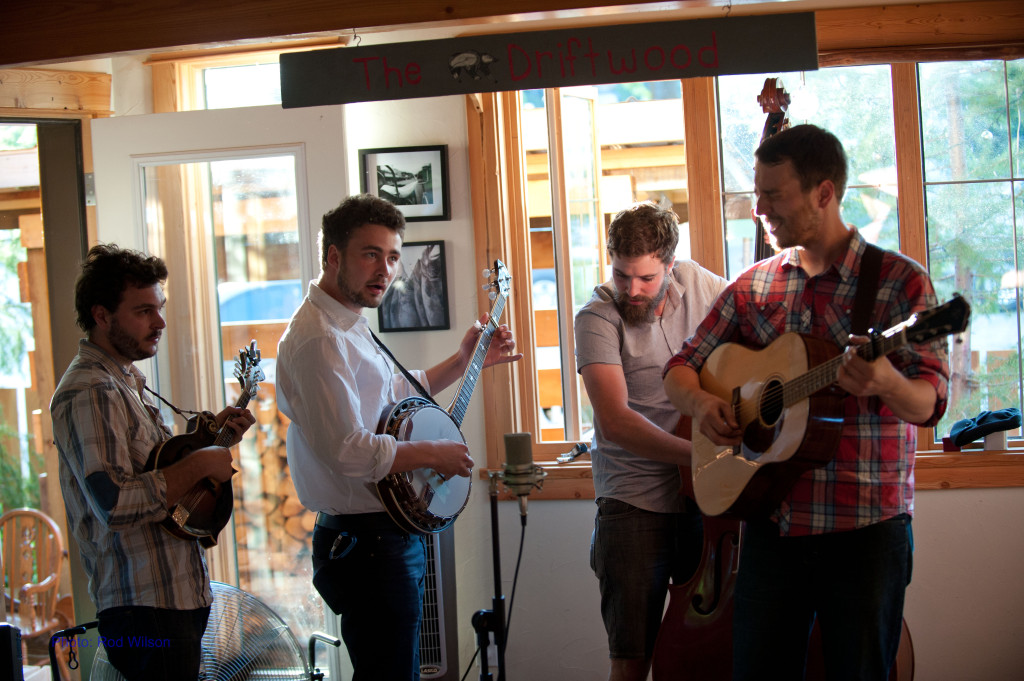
[574,260,728,513]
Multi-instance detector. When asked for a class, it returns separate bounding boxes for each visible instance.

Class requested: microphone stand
[471,472,507,681]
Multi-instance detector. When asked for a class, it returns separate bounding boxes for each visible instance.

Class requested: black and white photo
[378,240,450,332]
[360,145,450,222]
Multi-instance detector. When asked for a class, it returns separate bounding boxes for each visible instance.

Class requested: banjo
[374,260,511,534]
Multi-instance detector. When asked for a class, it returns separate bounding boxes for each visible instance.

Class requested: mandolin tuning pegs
[482,268,492,278]
[482,283,492,291]
[489,290,497,301]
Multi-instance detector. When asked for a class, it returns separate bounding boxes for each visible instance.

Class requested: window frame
[469,37,1024,501]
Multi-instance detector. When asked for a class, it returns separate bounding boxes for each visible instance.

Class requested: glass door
[91,104,345,643]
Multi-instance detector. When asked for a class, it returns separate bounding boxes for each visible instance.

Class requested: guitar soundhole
[759,377,784,426]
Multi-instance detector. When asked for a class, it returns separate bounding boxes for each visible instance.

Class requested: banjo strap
[369,329,439,407]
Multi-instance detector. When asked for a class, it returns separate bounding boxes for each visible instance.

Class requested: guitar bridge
[170,505,190,528]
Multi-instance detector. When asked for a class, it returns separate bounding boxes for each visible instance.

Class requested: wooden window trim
[469,2,1024,500]
[147,37,345,113]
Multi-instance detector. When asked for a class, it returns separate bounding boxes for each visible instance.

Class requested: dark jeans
[733,514,913,681]
[97,605,210,681]
[312,513,427,681]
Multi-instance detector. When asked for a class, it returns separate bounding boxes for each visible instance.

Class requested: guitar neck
[785,329,908,407]
[447,294,506,426]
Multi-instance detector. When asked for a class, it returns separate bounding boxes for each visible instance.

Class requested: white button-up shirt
[276,282,429,515]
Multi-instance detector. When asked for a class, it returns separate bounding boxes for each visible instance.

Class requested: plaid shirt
[51,340,212,611]
[666,229,949,536]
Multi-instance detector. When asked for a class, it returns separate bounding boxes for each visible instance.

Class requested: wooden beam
[0,69,111,116]
[1,0,668,68]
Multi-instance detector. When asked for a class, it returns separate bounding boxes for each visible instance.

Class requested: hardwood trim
[891,62,928,268]
[916,453,1024,489]
[0,69,112,116]
[681,76,725,277]
[815,1,1024,53]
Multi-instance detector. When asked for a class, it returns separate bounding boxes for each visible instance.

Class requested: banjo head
[379,399,472,533]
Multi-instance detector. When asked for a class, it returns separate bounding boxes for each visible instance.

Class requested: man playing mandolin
[276,193,519,680]
[51,244,256,681]
[575,202,727,681]
[664,125,949,679]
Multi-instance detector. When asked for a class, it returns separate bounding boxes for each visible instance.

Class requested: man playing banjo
[276,193,520,680]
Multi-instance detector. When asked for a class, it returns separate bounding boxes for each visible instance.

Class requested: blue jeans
[96,605,209,681]
[590,497,703,659]
[311,513,427,681]
[733,514,913,681]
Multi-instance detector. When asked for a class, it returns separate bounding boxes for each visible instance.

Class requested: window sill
[482,450,1024,501]
[915,450,1024,490]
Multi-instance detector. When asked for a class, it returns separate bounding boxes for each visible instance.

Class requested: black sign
[281,13,817,107]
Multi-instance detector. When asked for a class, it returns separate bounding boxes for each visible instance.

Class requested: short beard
[614,277,669,327]
[109,317,155,361]
[337,269,385,309]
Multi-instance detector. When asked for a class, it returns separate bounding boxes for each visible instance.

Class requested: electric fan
[88,581,339,680]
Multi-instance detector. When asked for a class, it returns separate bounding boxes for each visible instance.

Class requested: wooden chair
[0,507,69,664]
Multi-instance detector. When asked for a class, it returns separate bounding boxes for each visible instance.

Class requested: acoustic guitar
[691,295,970,517]
[374,260,511,534]
[146,341,263,547]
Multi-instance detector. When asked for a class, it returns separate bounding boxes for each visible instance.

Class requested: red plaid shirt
[666,229,949,536]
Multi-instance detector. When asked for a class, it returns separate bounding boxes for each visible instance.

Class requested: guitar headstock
[234,340,265,398]
[481,259,512,303]
[901,294,972,345]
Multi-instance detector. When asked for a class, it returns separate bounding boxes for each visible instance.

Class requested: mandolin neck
[211,390,254,448]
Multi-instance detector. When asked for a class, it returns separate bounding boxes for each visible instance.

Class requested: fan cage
[90,581,310,681]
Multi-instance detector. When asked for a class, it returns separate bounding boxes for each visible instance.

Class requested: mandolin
[145,341,263,548]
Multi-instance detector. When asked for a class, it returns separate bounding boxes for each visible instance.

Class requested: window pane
[921,59,1023,445]
[718,66,897,276]
[142,155,322,642]
[203,63,282,109]
[920,60,1013,182]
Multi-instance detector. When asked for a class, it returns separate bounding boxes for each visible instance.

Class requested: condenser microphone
[502,432,547,516]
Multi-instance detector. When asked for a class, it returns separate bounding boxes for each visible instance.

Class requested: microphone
[501,432,547,517]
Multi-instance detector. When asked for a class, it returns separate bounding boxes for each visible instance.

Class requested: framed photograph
[378,240,450,332]
[359,145,450,222]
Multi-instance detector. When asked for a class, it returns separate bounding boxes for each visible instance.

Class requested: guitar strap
[851,242,883,336]
[369,329,439,407]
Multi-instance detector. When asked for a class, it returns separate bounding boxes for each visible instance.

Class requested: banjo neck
[446,281,507,426]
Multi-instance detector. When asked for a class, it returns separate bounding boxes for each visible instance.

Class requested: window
[472,59,1024,496]
[508,81,688,445]
[147,38,344,113]
[919,58,1023,446]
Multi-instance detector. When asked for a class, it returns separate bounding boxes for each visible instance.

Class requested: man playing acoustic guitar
[276,194,519,680]
[51,244,255,680]
[664,125,949,679]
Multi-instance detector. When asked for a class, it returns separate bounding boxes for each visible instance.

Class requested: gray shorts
[590,497,702,659]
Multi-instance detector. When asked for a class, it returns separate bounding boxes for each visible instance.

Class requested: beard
[337,268,388,309]
[108,317,157,361]
[614,276,670,327]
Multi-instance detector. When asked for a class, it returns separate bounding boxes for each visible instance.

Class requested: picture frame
[359,145,450,222]
[378,240,451,332]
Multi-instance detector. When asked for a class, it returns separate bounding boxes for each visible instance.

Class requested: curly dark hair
[755,124,849,202]
[606,201,679,265]
[320,194,406,268]
[74,243,168,332]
